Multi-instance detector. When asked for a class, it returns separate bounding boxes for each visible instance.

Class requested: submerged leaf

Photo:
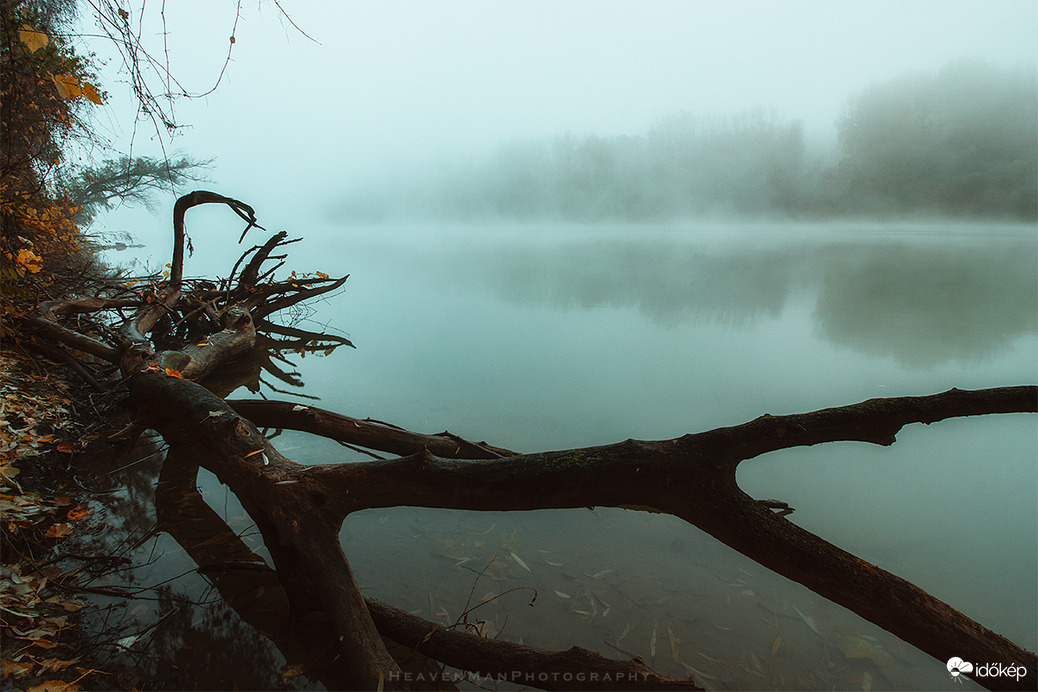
[834,628,893,667]
[510,552,531,572]
[792,605,820,635]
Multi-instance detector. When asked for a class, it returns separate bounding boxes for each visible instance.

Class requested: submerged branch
[367,601,701,690]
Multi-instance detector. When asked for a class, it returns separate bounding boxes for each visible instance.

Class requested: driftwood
[19,191,1037,691]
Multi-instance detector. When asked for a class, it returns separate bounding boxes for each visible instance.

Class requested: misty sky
[87,0,1037,228]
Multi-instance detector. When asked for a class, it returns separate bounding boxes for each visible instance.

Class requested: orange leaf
[52,74,81,100]
[56,442,77,454]
[82,83,103,105]
[66,505,92,521]
[164,368,184,379]
[45,523,72,538]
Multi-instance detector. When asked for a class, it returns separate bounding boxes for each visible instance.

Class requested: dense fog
[332,60,1036,223]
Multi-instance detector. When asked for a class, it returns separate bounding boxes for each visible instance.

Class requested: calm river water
[97,221,1036,690]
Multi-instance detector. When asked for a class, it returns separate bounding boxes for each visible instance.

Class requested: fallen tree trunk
[137,362,1038,691]
[17,191,1035,691]
[234,387,1037,691]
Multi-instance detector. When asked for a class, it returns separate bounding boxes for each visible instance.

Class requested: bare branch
[228,399,513,459]
[171,190,265,290]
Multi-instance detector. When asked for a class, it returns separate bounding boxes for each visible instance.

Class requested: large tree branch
[21,315,122,364]
[704,385,1038,464]
[38,295,140,321]
[298,386,1036,690]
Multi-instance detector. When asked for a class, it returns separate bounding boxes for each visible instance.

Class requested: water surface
[102,221,1037,689]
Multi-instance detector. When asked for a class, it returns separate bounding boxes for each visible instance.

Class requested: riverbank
[0,349,126,691]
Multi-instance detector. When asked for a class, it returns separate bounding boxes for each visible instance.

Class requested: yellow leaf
[19,25,49,53]
[82,83,103,105]
[16,248,43,273]
[52,74,81,100]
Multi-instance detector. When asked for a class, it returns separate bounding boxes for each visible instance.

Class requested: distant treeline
[337,60,1037,222]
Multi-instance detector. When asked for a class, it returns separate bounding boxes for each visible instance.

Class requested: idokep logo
[947,657,1029,683]
[946,657,974,681]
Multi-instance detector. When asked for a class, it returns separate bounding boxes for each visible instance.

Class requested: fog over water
[90,0,1037,235]
[81,1,1038,690]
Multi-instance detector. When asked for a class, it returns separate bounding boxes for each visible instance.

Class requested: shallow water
[91,221,1036,690]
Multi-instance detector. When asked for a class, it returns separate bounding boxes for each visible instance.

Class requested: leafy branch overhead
[18,24,103,104]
